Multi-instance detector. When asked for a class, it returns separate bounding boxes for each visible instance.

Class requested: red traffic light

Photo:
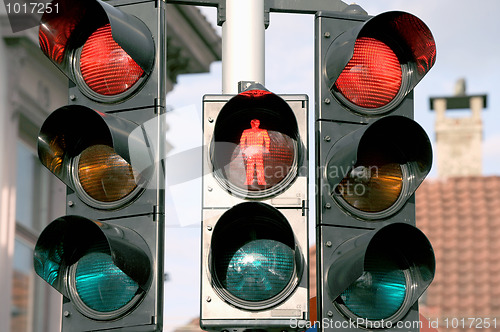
[325,11,436,115]
[210,90,304,198]
[79,24,145,97]
[38,0,154,102]
[334,37,402,109]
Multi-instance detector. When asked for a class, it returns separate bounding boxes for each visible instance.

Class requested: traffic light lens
[336,163,403,213]
[77,144,138,203]
[334,37,402,109]
[80,24,144,96]
[224,239,294,302]
[75,252,139,313]
[339,243,407,321]
[235,119,296,190]
[340,262,406,320]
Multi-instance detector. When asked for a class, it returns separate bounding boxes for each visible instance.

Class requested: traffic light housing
[33,0,166,331]
[200,86,309,331]
[315,10,436,331]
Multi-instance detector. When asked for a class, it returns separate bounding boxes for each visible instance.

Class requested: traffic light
[200,85,309,331]
[315,10,436,331]
[33,0,166,331]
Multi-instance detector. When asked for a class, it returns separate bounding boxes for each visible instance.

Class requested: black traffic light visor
[212,89,300,152]
[37,105,153,193]
[326,223,435,309]
[33,215,153,297]
[39,0,154,81]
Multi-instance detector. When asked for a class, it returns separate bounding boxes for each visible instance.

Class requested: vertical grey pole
[222,0,265,94]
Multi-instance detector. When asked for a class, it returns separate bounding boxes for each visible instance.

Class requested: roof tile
[417,176,500,320]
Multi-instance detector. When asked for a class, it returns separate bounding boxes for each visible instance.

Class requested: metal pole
[222,0,265,94]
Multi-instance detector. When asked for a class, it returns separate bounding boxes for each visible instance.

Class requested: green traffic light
[210,202,303,310]
[339,243,407,321]
[223,239,294,302]
[33,216,153,322]
[74,251,139,313]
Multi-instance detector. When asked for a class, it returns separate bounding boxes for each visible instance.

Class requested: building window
[11,138,61,332]
[11,238,34,332]
[15,139,50,233]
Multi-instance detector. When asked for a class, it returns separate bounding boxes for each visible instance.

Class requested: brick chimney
[430,79,487,178]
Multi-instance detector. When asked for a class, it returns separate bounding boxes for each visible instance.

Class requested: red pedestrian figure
[240,119,270,185]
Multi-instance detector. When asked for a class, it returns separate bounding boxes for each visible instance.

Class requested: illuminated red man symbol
[240,119,270,185]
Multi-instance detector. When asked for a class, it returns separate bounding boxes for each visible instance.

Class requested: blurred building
[0,4,221,332]
[430,79,487,178]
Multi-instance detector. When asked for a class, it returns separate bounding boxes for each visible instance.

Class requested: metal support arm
[165,0,361,26]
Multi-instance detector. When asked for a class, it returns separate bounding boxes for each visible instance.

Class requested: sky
[163,1,500,330]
